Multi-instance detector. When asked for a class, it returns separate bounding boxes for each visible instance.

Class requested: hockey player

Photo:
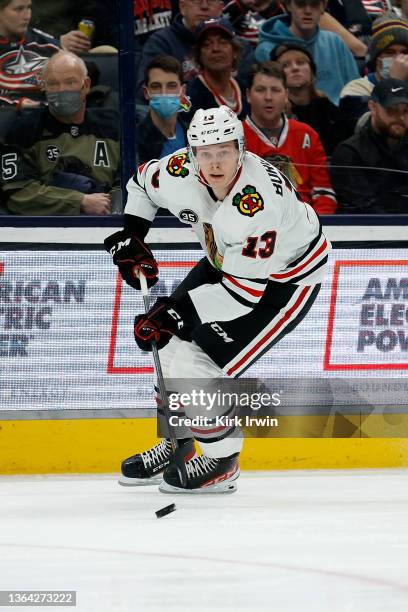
[105,106,330,494]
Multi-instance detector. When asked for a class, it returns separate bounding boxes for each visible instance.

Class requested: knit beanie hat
[366,15,408,69]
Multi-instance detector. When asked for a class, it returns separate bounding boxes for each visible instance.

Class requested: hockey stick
[139,272,188,488]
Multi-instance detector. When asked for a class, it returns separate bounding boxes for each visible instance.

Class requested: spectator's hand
[60,30,91,55]
[81,193,111,215]
[18,98,41,109]
[390,54,408,81]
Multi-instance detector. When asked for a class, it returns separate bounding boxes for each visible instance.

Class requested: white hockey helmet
[187,106,245,175]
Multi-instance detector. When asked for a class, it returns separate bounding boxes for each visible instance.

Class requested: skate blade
[118,474,163,487]
[159,474,239,495]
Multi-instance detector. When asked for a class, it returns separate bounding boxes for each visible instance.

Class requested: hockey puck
[155,503,176,519]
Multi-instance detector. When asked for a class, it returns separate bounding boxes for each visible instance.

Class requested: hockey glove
[134,298,185,351]
[104,230,158,290]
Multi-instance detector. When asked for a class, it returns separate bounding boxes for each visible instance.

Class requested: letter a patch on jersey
[94,141,110,167]
[232,185,264,217]
[166,152,189,178]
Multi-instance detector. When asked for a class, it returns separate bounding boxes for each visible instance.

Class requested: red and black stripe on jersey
[221,274,268,308]
[269,225,329,284]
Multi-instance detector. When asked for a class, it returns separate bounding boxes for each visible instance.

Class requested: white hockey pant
[155,336,243,458]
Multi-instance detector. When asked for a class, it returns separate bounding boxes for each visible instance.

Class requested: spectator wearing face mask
[138,55,191,164]
[339,14,408,132]
[3,51,120,215]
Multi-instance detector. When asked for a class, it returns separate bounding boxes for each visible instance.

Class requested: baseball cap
[194,18,235,42]
[370,78,408,107]
[270,42,317,75]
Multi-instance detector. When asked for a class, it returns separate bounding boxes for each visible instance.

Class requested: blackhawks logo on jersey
[166,152,189,178]
[232,185,264,217]
[264,154,302,188]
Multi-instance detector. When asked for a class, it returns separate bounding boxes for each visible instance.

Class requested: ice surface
[1,470,408,611]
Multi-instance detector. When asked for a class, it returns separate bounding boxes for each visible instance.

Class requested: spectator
[330,78,408,214]
[137,0,254,100]
[186,18,247,121]
[0,0,59,109]
[272,42,343,154]
[3,51,120,215]
[225,0,368,57]
[0,0,93,110]
[340,15,408,131]
[243,61,337,213]
[138,55,190,164]
[255,0,360,104]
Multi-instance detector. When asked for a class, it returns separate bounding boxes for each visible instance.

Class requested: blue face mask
[149,94,181,119]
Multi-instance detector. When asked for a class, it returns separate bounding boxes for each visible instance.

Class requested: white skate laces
[141,439,172,468]
[186,455,218,478]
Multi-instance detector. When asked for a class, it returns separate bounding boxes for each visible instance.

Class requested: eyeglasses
[187,0,222,6]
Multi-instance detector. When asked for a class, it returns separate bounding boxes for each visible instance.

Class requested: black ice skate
[159,453,240,494]
[118,438,196,486]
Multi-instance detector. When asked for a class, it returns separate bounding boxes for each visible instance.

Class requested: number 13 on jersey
[242,231,277,259]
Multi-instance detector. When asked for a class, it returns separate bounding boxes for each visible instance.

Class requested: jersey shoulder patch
[166,151,190,178]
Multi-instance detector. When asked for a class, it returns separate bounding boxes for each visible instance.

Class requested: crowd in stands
[0,0,407,216]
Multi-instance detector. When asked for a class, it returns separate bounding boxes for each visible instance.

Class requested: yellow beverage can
[78,19,95,39]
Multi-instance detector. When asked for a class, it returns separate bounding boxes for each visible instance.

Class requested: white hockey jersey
[125,148,331,323]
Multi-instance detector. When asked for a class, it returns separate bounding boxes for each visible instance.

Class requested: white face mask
[379,57,394,79]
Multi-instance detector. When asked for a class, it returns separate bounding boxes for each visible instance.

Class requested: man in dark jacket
[330,78,408,214]
[138,55,189,164]
[136,0,254,101]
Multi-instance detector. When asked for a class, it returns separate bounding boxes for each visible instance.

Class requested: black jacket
[330,121,408,214]
[290,96,344,157]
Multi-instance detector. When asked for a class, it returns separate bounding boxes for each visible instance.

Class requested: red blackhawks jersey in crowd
[126,149,330,323]
[243,115,337,215]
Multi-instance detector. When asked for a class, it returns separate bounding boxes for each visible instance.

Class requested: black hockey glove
[134,298,185,351]
[104,230,158,290]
